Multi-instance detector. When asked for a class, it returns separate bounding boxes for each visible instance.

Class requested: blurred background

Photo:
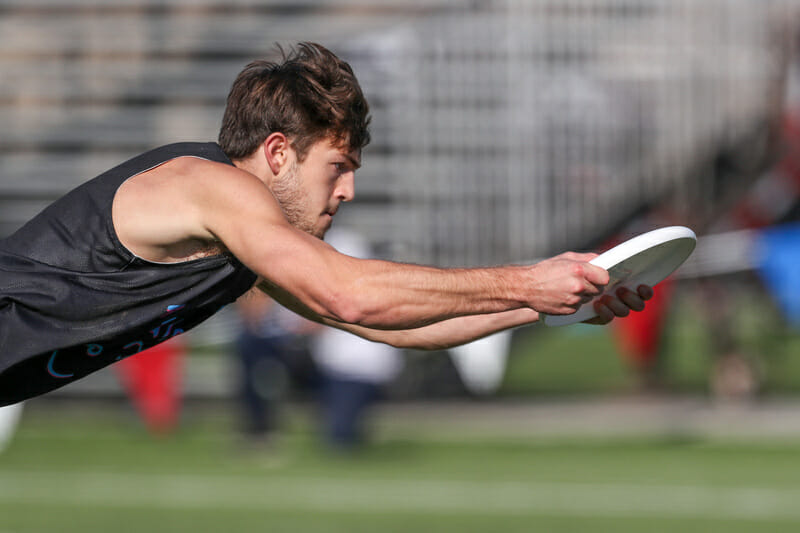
[4,0,800,531]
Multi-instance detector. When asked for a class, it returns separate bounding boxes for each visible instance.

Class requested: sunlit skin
[257,136,651,326]
[112,134,359,262]
[267,138,360,240]
[237,134,651,328]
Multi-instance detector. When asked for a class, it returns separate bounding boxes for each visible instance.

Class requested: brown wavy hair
[218,42,371,161]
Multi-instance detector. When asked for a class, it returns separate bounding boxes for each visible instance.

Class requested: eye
[333,162,353,175]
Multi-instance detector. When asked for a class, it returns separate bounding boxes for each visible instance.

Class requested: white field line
[1,470,800,521]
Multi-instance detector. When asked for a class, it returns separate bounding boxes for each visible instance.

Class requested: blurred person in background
[0,403,23,454]
[0,42,652,408]
[234,290,316,446]
[310,228,403,451]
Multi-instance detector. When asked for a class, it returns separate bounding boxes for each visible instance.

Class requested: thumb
[583,263,610,287]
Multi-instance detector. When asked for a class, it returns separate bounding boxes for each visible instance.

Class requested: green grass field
[3,285,800,532]
[2,405,800,533]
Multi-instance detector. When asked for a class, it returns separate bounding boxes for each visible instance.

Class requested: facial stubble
[270,160,324,239]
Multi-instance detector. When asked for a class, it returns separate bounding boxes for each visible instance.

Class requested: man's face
[270,138,360,239]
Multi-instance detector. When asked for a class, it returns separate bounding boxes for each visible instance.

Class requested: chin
[317,220,333,239]
[293,217,326,239]
[307,225,326,240]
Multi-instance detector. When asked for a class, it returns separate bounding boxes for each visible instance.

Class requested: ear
[263,132,291,175]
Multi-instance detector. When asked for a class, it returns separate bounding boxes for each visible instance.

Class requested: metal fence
[341,0,795,266]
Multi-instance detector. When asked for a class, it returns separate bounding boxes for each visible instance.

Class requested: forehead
[305,138,361,166]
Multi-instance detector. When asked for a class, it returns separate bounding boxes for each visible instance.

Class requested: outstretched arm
[359,283,651,349]
[255,276,652,350]
[250,277,537,349]
[199,162,612,331]
[335,308,539,350]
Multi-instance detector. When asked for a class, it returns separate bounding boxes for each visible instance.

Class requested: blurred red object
[115,338,185,435]
[612,277,674,372]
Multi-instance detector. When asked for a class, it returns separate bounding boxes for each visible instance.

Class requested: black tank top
[0,142,258,405]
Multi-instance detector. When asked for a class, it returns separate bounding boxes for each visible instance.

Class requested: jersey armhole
[107,156,229,267]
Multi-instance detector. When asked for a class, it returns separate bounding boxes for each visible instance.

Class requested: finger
[579,278,604,299]
[583,263,610,287]
[565,263,604,298]
[592,300,615,324]
[562,251,599,263]
[600,294,630,317]
[579,292,598,305]
[616,287,645,312]
[637,284,654,300]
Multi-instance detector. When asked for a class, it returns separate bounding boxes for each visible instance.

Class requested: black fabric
[0,143,258,405]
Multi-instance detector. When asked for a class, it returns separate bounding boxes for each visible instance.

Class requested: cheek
[321,180,338,200]
[329,181,340,197]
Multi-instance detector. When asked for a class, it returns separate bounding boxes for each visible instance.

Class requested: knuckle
[570,281,584,294]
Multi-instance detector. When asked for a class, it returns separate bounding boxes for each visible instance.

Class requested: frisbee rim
[542,226,697,327]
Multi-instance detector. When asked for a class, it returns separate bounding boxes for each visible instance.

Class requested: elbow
[335,304,368,326]
[320,290,369,326]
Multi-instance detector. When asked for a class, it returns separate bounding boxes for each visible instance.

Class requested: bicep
[197,167,355,319]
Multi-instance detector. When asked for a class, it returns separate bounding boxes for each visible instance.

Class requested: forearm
[337,308,540,350]
[254,226,530,330]
[336,260,528,330]
[259,277,539,350]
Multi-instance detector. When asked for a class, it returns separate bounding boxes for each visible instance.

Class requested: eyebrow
[344,153,362,170]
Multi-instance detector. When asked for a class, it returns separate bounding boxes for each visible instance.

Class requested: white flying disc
[542,226,697,327]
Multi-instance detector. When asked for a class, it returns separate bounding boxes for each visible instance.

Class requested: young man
[0,43,651,406]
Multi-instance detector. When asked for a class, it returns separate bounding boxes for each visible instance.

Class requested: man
[0,42,651,406]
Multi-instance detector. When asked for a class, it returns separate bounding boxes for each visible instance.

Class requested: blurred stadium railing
[0,0,798,367]
[342,0,795,267]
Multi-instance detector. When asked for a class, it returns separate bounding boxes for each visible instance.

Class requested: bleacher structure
[344,0,796,267]
[0,0,797,351]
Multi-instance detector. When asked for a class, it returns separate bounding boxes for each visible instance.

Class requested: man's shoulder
[118,149,266,217]
[162,154,262,197]
[127,146,239,185]
[166,152,234,175]
[113,148,257,261]
[142,142,232,166]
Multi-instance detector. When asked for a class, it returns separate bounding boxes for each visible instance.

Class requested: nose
[336,172,355,202]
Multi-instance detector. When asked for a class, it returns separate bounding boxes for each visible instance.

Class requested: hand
[584,285,654,325]
[527,252,610,315]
